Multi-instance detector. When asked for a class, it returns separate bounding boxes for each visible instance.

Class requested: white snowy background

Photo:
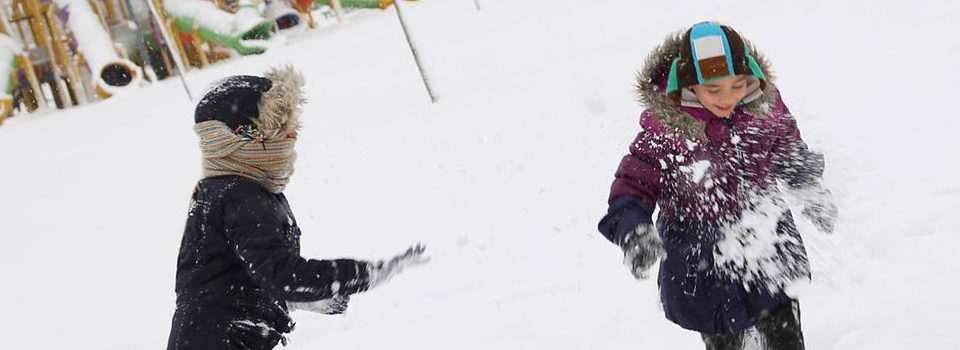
[1,0,958,349]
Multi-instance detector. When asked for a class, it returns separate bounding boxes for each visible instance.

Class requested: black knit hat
[665,22,767,103]
[194,75,274,131]
[193,67,305,141]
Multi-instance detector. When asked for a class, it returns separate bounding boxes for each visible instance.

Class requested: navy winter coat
[167,176,371,350]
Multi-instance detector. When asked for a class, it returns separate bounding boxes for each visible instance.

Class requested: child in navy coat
[168,66,426,350]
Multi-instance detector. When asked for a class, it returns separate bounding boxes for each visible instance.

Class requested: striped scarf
[194,120,297,193]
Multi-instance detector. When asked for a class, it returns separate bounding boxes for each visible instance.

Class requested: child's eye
[733,84,745,89]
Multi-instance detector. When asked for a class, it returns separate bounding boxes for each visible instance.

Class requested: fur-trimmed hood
[636,31,777,139]
[255,66,305,140]
[194,66,306,141]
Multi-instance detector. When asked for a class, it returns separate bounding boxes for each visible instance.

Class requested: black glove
[287,294,350,315]
[802,187,839,234]
[619,224,664,280]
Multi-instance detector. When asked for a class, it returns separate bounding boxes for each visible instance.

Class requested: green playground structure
[168,15,273,56]
[314,0,414,10]
[315,0,384,9]
[163,1,274,56]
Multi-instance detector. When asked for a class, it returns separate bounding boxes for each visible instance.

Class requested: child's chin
[711,108,734,118]
[712,111,733,118]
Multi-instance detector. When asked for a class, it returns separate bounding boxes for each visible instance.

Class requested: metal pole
[144,0,193,101]
[264,0,282,33]
[392,0,438,103]
[331,0,346,23]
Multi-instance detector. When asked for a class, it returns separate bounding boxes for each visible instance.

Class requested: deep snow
[1,0,958,349]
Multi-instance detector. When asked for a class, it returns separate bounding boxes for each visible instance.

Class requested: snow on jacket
[598,33,822,335]
[167,175,371,349]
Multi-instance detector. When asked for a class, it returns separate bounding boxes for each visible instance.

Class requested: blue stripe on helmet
[688,22,736,83]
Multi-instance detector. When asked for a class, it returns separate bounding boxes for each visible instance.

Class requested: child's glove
[802,187,839,234]
[619,224,664,280]
[367,243,429,289]
[286,294,350,315]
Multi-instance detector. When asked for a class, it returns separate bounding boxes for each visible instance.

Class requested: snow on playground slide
[55,0,142,96]
[0,0,958,349]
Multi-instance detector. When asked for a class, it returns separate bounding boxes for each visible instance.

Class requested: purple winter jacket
[611,89,813,220]
[599,34,822,335]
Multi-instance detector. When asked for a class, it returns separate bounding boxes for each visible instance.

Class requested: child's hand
[802,188,839,234]
[803,198,838,234]
[367,243,429,289]
[620,225,664,280]
[287,294,350,315]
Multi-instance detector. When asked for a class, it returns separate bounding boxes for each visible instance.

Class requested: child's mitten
[802,188,839,234]
[367,243,429,289]
[287,294,350,315]
[620,225,664,280]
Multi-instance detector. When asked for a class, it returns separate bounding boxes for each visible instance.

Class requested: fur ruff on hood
[255,66,306,141]
[635,32,777,139]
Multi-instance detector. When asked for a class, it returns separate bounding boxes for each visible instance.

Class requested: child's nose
[722,93,740,106]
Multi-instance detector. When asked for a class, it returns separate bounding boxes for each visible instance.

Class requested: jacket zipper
[725,118,749,180]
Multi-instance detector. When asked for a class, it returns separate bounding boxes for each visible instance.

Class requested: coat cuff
[598,196,654,246]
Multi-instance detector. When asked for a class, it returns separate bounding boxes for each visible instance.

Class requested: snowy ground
[2,0,959,349]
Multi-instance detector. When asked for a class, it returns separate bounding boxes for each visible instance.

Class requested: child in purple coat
[598,22,837,350]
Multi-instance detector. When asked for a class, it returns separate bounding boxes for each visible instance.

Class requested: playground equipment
[264,0,301,30]
[313,0,401,10]
[162,0,273,56]
[1,0,85,110]
[0,0,157,116]
[56,0,142,98]
[0,0,429,126]
[0,33,20,122]
[286,0,416,28]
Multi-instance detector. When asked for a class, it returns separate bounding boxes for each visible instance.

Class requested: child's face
[691,75,749,118]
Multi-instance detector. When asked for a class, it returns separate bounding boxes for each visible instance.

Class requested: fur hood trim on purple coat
[635,32,777,139]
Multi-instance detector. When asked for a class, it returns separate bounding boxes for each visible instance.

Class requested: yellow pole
[167,18,190,70]
[21,0,48,47]
[36,3,67,108]
[44,6,84,105]
[151,0,166,22]
[88,0,109,32]
[0,72,11,121]
[0,1,12,35]
[116,0,132,22]
[16,53,44,110]
[102,0,118,25]
[148,0,174,74]
[10,1,29,46]
[192,26,207,68]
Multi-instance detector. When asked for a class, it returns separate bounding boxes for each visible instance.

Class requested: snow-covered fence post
[144,0,194,101]
[392,0,438,103]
